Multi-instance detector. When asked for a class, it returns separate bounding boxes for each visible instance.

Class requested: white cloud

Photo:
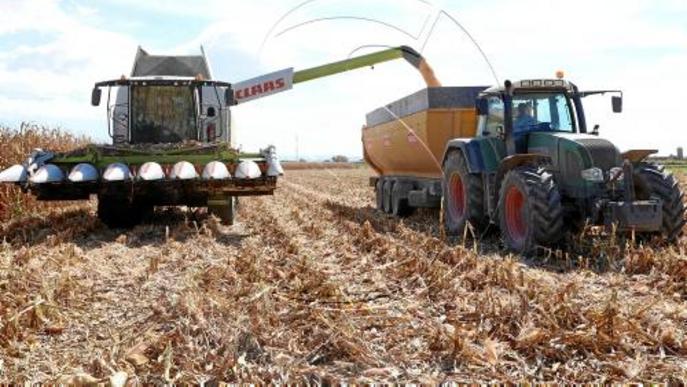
[0,0,137,140]
[226,0,687,157]
[0,0,685,157]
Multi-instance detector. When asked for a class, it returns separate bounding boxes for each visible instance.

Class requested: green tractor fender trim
[443,137,506,174]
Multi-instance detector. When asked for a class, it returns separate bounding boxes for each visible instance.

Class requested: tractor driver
[513,102,538,133]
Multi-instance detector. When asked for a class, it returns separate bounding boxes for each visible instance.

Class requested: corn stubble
[0,130,686,383]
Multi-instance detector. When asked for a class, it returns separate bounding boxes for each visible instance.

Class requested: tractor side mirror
[611,95,622,113]
[91,88,102,106]
[225,88,235,106]
[207,107,216,117]
[476,98,488,115]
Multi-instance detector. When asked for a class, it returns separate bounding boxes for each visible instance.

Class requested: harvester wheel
[208,196,236,225]
[375,179,384,211]
[634,163,686,241]
[97,197,149,229]
[497,166,564,253]
[392,181,415,217]
[442,150,486,235]
[382,180,393,213]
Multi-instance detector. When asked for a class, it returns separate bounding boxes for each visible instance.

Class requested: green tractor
[442,78,685,252]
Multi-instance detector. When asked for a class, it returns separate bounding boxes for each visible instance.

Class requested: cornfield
[0,129,686,383]
[0,123,90,221]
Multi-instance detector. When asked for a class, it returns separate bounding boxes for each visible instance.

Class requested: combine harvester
[0,46,433,228]
[0,48,284,227]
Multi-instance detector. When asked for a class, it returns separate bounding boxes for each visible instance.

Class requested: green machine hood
[528,132,622,172]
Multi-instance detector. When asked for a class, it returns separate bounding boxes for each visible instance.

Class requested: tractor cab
[476,78,622,146]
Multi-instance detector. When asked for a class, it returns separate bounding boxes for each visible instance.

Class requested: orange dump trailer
[362,87,487,214]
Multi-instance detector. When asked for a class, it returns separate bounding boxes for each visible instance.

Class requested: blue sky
[0,0,686,159]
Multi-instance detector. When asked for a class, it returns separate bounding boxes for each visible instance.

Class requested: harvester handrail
[94,79,232,88]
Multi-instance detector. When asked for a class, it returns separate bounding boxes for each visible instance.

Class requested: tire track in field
[242,177,487,376]
[237,192,404,372]
[272,178,488,374]
[276,171,687,381]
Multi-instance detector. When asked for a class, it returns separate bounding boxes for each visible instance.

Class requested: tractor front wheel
[634,163,686,241]
[498,166,564,253]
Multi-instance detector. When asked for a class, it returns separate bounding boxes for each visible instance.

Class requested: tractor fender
[442,139,483,173]
[492,153,552,210]
[621,149,657,163]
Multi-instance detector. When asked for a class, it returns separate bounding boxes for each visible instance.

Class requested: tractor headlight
[581,167,604,182]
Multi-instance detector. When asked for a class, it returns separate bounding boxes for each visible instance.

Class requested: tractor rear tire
[442,150,486,235]
[382,180,393,214]
[208,196,236,225]
[498,166,564,253]
[97,197,150,229]
[634,163,686,241]
[392,181,415,217]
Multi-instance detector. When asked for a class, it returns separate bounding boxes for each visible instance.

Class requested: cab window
[485,96,504,135]
[512,93,574,133]
[131,86,198,144]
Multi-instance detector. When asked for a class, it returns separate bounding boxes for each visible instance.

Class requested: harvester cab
[91,47,233,146]
[91,77,233,146]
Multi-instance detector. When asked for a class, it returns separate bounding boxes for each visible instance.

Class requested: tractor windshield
[130,86,197,144]
[512,92,574,134]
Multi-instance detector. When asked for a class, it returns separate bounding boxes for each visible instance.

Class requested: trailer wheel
[442,150,486,235]
[208,196,236,225]
[634,163,686,241]
[392,181,415,217]
[375,179,384,211]
[382,180,393,214]
[497,166,564,253]
[97,196,149,229]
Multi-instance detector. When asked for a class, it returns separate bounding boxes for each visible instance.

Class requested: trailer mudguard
[621,149,658,163]
[494,153,552,187]
[443,137,506,173]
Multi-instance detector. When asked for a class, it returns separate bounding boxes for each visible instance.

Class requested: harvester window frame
[103,85,131,143]
[198,84,226,143]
